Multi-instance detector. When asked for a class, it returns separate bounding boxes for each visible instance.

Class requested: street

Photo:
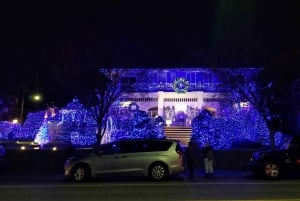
[1,171,300,201]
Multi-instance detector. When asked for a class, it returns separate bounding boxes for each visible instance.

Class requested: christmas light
[0,67,283,149]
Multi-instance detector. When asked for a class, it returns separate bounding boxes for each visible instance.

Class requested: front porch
[164,126,192,146]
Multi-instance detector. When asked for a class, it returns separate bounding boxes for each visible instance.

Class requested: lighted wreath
[173,77,189,94]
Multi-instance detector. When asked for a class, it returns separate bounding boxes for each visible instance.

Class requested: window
[158,72,166,83]
[121,77,136,85]
[99,143,120,155]
[145,141,172,152]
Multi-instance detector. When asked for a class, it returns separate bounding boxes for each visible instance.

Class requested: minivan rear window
[118,140,173,153]
[143,141,172,152]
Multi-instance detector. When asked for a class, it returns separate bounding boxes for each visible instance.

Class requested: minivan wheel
[149,163,168,181]
[72,164,91,182]
[263,162,280,179]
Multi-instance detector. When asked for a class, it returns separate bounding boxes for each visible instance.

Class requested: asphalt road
[1,178,300,201]
[1,170,300,201]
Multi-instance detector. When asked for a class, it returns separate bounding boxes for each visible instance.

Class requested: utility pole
[20,96,24,123]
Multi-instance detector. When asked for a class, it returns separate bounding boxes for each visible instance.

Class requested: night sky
[1,1,300,107]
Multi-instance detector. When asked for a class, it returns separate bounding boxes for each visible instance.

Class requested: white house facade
[116,68,258,127]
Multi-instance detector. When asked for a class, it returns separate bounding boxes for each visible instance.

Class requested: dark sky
[1,1,299,67]
[0,0,300,106]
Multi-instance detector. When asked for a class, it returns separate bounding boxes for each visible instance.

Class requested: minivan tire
[72,164,91,182]
[149,162,168,181]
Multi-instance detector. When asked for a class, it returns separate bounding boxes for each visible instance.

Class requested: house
[115,67,266,146]
[118,67,259,126]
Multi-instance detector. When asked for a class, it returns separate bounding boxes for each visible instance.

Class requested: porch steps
[163,126,192,146]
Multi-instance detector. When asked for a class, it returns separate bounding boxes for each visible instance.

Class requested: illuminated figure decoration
[3,98,165,146]
[44,102,59,118]
[110,102,165,142]
[129,102,139,112]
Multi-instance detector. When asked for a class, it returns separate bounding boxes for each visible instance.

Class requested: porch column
[197,91,204,109]
[157,91,164,117]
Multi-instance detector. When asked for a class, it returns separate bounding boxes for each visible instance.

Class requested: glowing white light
[12,119,18,124]
[120,101,132,107]
[52,146,57,151]
[175,103,187,112]
[166,119,172,126]
[240,102,250,108]
[33,95,41,101]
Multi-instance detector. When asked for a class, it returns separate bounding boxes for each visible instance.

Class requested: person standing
[202,142,214,178]
[185,141,196,179]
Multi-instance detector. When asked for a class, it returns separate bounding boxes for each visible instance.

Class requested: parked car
[64,139,184,182]
[248,136,300,179]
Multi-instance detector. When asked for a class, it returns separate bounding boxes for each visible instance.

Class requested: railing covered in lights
[122,82,226,92]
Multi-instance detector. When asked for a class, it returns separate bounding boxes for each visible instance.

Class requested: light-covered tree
[83,68,126,146]
[216,68,281,148]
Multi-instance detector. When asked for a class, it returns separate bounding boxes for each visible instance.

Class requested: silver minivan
[64,139,184,182]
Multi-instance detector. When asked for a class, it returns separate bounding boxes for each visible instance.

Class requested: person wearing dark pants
[202,142,214,178]
[185,141,196,179]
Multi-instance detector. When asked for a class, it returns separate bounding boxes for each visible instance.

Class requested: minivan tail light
[175,143,184,165]
[176,150,183,166]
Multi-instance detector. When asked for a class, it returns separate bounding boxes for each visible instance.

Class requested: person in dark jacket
[185,141,196,179]
[0,143,6,168]
[202,142,214,178]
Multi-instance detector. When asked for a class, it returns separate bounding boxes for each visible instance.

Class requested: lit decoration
[110,103,165,141]
[274,131,284,147]
[15,111,46,139]
[34,120,49,145]
[44,103,58,118]
[12,119,18,124]
[129,102,139,112]
[239,101,250,108]
[173,77,189,94]
[2,98,98,146]
[176,103,187,112]
[166,119,172,126]
[0,121,21,140]
[59,98,97,146]
[1,97,274,149]
[191,105,270,149]
[0,68,285,149]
